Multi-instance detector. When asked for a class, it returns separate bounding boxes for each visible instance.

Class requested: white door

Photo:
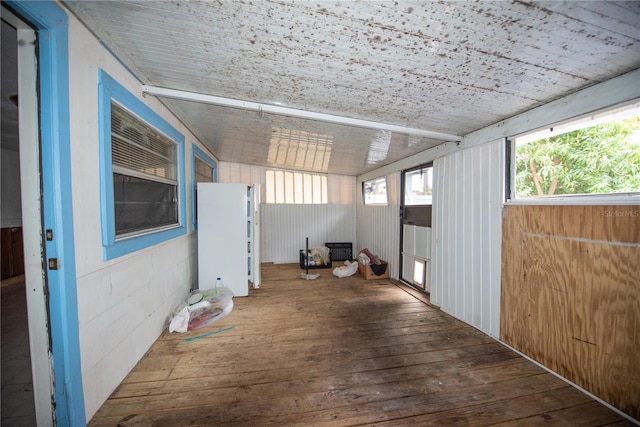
[400,164,433,292]
[250,184,261,288]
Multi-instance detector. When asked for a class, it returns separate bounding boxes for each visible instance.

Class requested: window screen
[111,103,178,236]
[194,155,214,183]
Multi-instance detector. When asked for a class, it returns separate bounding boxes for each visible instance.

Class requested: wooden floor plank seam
[88,263,634,426]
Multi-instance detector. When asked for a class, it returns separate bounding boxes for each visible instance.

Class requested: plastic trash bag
[333,260,358,278]
[168,285,234,333]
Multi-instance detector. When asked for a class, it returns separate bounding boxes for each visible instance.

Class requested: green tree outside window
[515,117,640,197]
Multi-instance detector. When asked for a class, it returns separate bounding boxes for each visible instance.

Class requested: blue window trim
[5,1,86,424]
[98,70,186,259]
[191,143,217,231]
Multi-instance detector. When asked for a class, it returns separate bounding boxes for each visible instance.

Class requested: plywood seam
[522,232,640,248]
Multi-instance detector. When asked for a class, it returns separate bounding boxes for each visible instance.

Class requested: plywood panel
[501,204,640,420]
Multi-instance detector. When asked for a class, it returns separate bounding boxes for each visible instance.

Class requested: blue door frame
[6,1,86,425]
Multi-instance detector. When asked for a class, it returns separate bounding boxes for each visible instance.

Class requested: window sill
[506,192,640,206]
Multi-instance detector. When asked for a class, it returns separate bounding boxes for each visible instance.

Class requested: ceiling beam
[141,85,462,142]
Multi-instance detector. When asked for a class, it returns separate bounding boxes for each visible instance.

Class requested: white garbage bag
[333,260,358,278]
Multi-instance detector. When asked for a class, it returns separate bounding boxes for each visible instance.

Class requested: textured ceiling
[64,0,640,176]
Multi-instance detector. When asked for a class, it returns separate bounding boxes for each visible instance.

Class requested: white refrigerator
[197,183,260,297]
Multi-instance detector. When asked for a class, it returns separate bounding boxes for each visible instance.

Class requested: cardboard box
[358,260,389,280]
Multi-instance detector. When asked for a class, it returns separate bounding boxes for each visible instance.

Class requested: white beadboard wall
[218,162,357,263]
[431,139,503,338]
[356,172,401,278]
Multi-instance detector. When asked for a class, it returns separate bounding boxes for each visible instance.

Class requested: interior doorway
[1,13,37,425]
[3,2,86,424]
[1,6,57,425]
[399,163,433,293]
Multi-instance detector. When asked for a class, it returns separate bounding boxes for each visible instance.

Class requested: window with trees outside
[513,102,640,199]
[363,176,388,205]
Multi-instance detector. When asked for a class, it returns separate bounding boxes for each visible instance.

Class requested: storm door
[400,164,433,292]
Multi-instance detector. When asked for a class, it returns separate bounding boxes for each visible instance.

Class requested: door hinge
[46,229,53,241]
[48,258,60,270]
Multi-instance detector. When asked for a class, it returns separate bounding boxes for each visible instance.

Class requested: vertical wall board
[1,148,22,228]
[431,140,503,338]
[356,172,400,278]
[259,204,356,264]
[501,204,640,420]
[218,164,356,264]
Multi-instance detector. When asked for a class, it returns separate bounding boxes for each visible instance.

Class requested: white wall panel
[1,148,22,227]
[65,12,205,420]
[431,139,503,338]
[261,204,356,263]
[415,226,431,259]
[219,163,356,263]
[356,172,400,278]
[401,224,432,290]
[218,162,264,187]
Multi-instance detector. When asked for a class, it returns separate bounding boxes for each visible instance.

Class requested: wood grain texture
[1,227,24,280]
[501,204,640,421]
[89,263,634,426]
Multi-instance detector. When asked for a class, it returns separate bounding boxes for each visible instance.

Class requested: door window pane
[404,166,433,206]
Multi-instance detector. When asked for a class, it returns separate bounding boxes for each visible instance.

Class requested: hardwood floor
[89,263,634,426]
[1,277,36,426]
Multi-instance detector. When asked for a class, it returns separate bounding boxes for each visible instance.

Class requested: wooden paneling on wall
[501,204,640,420]
[1,227,24,280]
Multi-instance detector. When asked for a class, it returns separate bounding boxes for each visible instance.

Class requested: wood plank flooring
[88,263,635,426]
[1,278,36,426]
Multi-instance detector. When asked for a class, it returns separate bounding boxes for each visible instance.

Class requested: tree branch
[548,156,561,195]
[529,158,544,196]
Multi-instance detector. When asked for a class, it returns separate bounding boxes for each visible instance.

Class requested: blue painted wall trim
[5,1,86,425]
[191,144,218,230]
[98,70,187,260]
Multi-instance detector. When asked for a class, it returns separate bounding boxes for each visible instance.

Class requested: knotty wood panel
[88,263,633,426]
[501,204,640,421]
[1,227,24,280]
